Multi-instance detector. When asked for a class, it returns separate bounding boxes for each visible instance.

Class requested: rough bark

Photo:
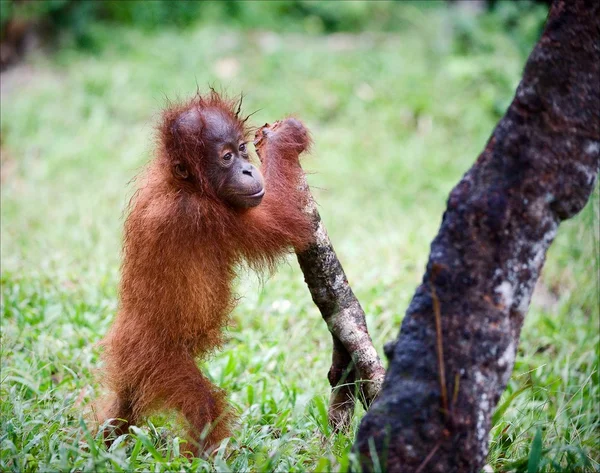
[353,1,599,472]
[296,179,386,430]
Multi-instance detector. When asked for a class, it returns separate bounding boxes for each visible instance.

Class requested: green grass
[1,5,598,473]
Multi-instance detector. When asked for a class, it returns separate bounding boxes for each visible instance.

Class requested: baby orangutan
[99,91,313,456]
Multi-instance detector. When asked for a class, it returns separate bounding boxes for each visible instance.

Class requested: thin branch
[430,279,448,417]
[295,173,386,426]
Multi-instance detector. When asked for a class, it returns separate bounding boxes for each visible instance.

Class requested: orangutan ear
[173,162,189,180]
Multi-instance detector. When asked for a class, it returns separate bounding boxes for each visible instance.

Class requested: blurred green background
[1,1,598,472]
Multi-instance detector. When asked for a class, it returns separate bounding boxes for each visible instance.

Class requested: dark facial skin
[172,106,265,209]
[201,108,265,209]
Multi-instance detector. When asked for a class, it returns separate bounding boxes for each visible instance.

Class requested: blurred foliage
[451,1,548,56]
[2,0,548,49]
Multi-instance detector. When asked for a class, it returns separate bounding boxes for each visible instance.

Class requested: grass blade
[527,428,543,473]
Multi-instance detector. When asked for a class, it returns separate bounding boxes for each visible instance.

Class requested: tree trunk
[353,1,599,471]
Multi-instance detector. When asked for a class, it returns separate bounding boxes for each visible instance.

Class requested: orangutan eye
[223,152,233,161]
[239,143,246,153]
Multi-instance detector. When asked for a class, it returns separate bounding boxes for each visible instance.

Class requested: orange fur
[98,92,313,456]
